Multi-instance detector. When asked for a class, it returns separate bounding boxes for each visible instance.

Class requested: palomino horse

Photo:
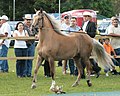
[31,9,114,91]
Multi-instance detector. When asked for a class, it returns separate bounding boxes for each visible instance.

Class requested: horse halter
[38,14,44,29]
[31,13,44,34]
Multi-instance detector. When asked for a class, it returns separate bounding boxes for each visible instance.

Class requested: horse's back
[72,32,93,58]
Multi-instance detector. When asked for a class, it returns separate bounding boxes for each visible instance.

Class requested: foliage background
[0,0,120,20]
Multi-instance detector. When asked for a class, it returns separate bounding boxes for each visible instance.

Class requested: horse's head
[31,8,44,33]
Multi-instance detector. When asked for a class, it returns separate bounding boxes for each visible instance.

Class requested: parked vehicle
[97,19,111,35]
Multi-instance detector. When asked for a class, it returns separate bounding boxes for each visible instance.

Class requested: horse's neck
[39,16,60,44]
[39,27,53,43]
[44,16,53,30]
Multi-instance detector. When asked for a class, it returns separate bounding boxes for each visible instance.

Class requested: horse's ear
[40,8,43,13]
[34,8,37,12]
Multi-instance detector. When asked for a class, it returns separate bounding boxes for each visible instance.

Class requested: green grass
[0,48,120,96]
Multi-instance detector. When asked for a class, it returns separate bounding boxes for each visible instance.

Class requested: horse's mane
[43,11,64,35]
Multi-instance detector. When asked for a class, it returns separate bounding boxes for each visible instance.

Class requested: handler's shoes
[106,73,109,76]
[96,72,100,78]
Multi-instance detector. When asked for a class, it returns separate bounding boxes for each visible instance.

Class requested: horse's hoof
[31,83,36,89]
[88,82,92,87]
[87,80,92,87]
[72,82,79,87]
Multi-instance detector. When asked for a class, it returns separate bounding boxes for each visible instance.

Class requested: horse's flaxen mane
[43,11,64,35]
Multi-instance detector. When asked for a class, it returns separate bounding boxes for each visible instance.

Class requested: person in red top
[103,38,119,76]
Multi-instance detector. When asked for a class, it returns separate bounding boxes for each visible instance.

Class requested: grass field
[0,48,120,96]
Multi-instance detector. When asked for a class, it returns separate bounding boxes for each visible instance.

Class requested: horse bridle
[31,13,44,34]
[38,14,44,29]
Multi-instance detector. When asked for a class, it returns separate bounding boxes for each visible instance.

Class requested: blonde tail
[92,39,114,69]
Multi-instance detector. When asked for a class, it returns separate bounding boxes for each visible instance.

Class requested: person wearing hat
[23,14,35,77]
[82,11,96,38]
[0,15,11,72]
[81,12,101,78]
[61,15,70,33]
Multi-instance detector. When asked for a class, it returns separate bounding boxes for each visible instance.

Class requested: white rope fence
[0,36,35,40]
[0,36,36,60]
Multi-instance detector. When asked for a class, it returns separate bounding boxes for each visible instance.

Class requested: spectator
[61,15,71,74]
[61,16,70,72]
[23,14,35,77]
[103,38,119,76]
[81,11,101,78]
[66,17,81,76]
[0,15,11,72]
[107,18,120,70]
[67,17,81,32]
[13,22,29,78]
[82,11,96,37]
[61,15,70,33]
[106,16,117,34]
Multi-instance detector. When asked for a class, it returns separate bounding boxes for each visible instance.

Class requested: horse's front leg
[72,58,82,87]
[48,58,56,91]
[31,55,44,89]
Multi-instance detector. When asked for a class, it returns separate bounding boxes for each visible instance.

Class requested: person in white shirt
[61,15,70,33]
[107,18,120,67]
[13,22,29,78]
[0,15,11,72]
[61,15,71,74]
[106,16,117,34]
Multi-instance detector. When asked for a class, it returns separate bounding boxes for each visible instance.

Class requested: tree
[33,0,59,13]
[89,0,114,17]
[15,0,35,20]
[112,0,120,17]
[0,0,35,20]
[0,0,116,20]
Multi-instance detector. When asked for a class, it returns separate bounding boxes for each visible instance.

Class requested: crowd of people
[0,14,36,78]
[0,12,120,79]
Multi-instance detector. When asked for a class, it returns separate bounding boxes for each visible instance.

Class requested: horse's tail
[92,38,114,69]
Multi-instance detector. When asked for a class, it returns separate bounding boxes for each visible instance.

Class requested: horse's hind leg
[72,58,82,87]
[31,55,44,89]
[62,60,67,74]
[84,59,92,87]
